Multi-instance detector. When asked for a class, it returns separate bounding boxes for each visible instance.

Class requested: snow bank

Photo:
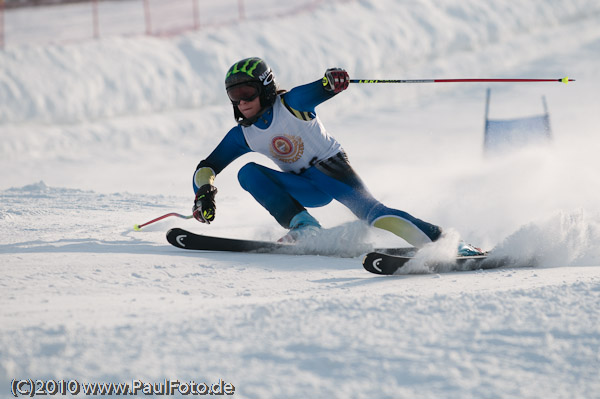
[1,0,598,124]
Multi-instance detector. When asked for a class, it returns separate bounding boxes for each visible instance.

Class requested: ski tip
[133,224,141,231]
[561,76,574,84]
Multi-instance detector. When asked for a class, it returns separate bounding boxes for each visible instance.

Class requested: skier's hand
[193,184,217,223]
[323,68,350,93]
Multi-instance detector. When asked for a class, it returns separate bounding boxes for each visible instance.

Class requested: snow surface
[2,0,600,398]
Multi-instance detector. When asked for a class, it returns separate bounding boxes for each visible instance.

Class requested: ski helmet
[225,57,277,126]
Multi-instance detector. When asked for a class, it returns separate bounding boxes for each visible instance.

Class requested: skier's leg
[237,162,331,228]
[309,153,442,247]
[366,204,442,247]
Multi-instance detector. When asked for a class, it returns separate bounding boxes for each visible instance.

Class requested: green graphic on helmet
[226,58,262,79]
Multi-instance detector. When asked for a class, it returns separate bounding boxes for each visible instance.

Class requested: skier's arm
[193,126,251,192]
[283,68,350,113]
[192,126,250,224]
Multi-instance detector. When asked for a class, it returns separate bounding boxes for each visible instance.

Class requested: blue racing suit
[193,79,442,247]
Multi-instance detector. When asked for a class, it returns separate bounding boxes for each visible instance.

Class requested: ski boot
[278,211,321,243]
[457,241,486,257]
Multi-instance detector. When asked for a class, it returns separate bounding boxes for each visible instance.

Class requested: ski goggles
[227,83,260,106]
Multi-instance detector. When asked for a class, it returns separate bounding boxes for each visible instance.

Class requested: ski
[166,228,415,258]
[167,227,291,254]
[363,251,513,275]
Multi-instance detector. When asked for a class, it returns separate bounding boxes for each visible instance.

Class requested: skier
[192,57,482,255]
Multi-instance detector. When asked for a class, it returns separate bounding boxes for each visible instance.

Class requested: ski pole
[350,77,574,84]
[134,212,193,231]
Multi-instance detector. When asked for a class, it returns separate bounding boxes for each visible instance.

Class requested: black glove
[322,68,350,93]
[192,184,217,223]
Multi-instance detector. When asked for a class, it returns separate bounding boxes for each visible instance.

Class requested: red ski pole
[350,77,575,84]
[134,212,193,231]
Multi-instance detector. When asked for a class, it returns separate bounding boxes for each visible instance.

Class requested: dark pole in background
[143,0,151,36]
[0,0,5,49]
[192,0,199,30]
[238,0,245,21]
[92,0,99,39]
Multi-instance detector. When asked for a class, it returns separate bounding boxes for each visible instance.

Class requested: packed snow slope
[1,0,600,398]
